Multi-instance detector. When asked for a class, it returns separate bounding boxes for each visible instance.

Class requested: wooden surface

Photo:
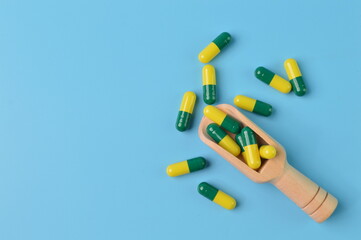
[198,104,338,223]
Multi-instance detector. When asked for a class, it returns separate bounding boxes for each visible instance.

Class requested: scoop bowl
[198,104,338,223]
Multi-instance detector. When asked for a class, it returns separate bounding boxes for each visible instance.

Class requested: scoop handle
[271,163,338,223]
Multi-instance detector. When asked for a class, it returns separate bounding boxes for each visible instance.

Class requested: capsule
[166,157,207,177]
[284,59,307,96]
[198,32,231,63]
[259,145,277,159]
[255,66,292,94]
[176,92,196,132]
[202,65,217,104]
[204,105,241,134]
[234,95,272,117]
[241,127,261,170]
[198,182,236,210]
[235,133,248,162]
[207,123,241,156]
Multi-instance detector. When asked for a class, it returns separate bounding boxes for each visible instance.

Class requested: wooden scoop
[198,104,338,223]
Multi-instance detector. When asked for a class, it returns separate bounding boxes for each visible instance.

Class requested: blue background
[0,0,360,239]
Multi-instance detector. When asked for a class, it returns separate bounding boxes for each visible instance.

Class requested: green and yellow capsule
[206,123,241,156]
[235,133,248,163]
[241,127,261,170]
[234,95,272,117]
[204,105,241,134]
[166,157,207,177]
[284,59,307,96]
[202,65,217,104]
[198,32,231,63]
[176,91,196,132]
[198,182,236,210]
[255,66,292,94]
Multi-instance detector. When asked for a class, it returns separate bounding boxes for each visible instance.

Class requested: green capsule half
[176,111,191,132]
[235,133,245,153]
[207,123,241,156]
[206,123,226,143]
[203,85,216,104]
[213,32,232,50]
[241,127,257,146]
[188,157,207,172]
[198,182,218,201]
[290,76,306,96]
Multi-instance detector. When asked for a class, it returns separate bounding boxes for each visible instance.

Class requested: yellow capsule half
[219,135,241,157]
[284,59,302,79]
[199,42,220,63]
[167,161,189,177]
[244,144,262,169]
[213,190,237,210]
[259,145,277,159]
[179,91,196,113]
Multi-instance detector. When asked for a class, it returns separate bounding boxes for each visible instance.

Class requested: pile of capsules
[167,32,307,210]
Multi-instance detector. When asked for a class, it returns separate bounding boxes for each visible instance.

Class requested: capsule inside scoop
[204,105,242,133]
[260,145,277,159]
[206,123,241,157]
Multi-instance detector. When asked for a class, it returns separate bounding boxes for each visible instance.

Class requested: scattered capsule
[284,59,307,96]
[234,95,272,117]
[207,123,241,156]
[204,105,241,134]
[255,66,292,94]
[202,65,217,104]
[198,32,231,63]
[241,127,261,170]
[259,145,277,159]
[176,91,196,132]
[166,157,207,177]
[198,182,236,210]
[235,133,248,163]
